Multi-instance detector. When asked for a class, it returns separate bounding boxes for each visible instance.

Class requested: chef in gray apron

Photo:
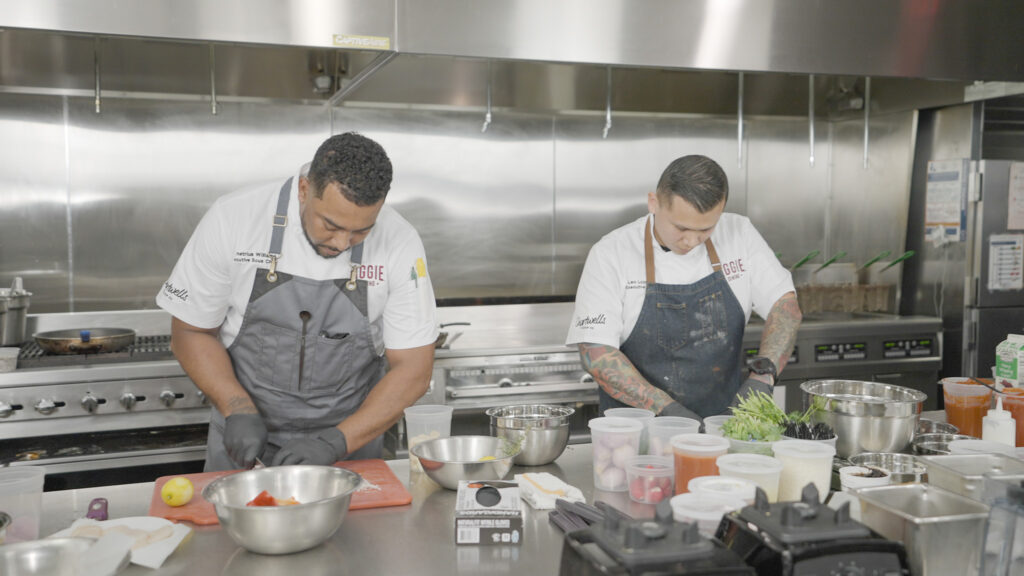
[568,154,801,420]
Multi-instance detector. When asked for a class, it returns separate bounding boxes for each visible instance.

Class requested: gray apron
[204,177,386,471]
[600,217,746,418]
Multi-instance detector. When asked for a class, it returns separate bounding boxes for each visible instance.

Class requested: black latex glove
[732,377,773,406]
[272,427,348,466]
[659,401,702,421]
[224,413,268,468]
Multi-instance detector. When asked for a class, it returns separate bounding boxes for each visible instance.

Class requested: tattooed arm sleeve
[753,291,802,383]
[577,342,678,413]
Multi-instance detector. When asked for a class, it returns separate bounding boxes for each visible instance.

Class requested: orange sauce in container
[671,433,729,494]
[1000,388,1024,446]
[942,377,992,438]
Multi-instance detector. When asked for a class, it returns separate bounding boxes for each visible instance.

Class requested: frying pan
[33,328,136,355]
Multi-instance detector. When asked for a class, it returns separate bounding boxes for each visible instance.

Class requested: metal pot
[801,379,926,458]
[33,328,136,355]
[0,277,31,346]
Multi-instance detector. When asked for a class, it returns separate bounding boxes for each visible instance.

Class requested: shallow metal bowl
[911,433,976,455]
[0,537,93,575]
[849,452,926,484]
[486,404,574,466]
[202,465,361,555]
[801,379,926,458]
[410,435,519,490]
[916,418,959,436]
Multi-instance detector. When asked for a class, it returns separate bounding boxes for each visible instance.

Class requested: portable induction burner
[559,501,754,576]
[715,484,910,576]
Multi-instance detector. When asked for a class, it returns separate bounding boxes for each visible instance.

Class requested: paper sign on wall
[925,159,969,243]
[1009,162,1024,230]
[989,234,1024,291]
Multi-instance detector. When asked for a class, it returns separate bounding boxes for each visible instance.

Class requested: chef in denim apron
[158,133,437,471]
[567,155,801,419]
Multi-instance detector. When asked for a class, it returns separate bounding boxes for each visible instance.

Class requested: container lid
[627,455,673,475]
[688,475,758,502]
[648,416,701,431]
[670,433,730,454]
[604,408,656,420]
[716,453,785,474]
[589,416,645,433]
[770,439,836,459]
[670,493,747,521]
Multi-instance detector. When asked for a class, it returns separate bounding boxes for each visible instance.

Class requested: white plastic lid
[716,453,785,475]
[604,408,656,420]
[669,492,747,521]
[688,475,758,503]
[588,416,645,433]
[770,439,836,459]
[948,439,1016,456]
[627,455,674,477]
[648,416,701,431]
[670,433,730,454]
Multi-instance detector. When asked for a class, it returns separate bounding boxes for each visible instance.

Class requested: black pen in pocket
[320,330,350,340]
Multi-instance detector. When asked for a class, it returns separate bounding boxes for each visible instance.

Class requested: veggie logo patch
[409,257,427,287]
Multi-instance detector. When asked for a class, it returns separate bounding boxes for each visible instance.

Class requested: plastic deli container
[604,408,656,454]
[669,493,747,537]
[702,415,731,437]
[941,377,993,438]
[838,466,891,491]
[715,453,785,502]
[771,439,836,502]
[626,455,675,504]
[404,404,454,475]
[0,466,45,543]
[999,388,1024,447]
[590,417,645,492]
[727,437,774,456]
[671,433,730,495]
[688,475,758,505]
[647,417,701,457]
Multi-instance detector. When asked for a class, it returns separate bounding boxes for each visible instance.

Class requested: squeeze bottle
[983,395,1017,447]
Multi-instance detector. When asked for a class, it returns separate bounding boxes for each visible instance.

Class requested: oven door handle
[447,380,597,399]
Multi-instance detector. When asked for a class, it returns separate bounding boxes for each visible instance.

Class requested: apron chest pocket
[654,301,689,352]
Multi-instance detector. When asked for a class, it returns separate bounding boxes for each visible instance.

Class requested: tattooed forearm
[758,291,802,375]
[577,342,676,412]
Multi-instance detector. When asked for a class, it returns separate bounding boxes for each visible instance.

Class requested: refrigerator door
[972,160,1024,308]
[965,307,1024,377]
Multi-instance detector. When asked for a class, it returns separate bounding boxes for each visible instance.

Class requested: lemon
[161,477,195,507]
[479,456,496,461]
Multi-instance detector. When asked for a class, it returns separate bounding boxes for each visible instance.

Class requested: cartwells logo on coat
[575,314,607,329]
[722,258,745,282]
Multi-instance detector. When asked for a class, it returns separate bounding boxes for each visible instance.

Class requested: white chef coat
[156,168,438,353]
[566,213,794,348]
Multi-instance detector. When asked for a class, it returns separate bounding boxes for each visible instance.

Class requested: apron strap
[704,238,723,270]
[269,177,293,257]
[644,217,655,285]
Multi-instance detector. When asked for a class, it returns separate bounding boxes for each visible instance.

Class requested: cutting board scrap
[148,459,411,524]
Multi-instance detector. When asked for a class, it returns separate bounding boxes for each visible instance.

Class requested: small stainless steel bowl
[911,433,976,456]
[916,418,959,436]
[849,452,926,484]
[0,537,93,574]
[486,404,574,466]
[410,435,519,490]
[202,465,361,555]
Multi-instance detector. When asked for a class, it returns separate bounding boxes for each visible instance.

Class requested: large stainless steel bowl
[202,465,361,555]
[801,379,926,458]
[410,435,519,490]
[486,404,574,466]
[0,537,93,575]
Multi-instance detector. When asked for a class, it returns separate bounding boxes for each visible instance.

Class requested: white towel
[515,472,585,510]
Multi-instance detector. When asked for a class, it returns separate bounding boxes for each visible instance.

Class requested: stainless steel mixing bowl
[486,404,574,465]
[410,435,519,490]
[0,537,93,575]
[916,418,959,436]
[202,465,361,555]
[849,452,926,484]
[911,433,975,455]
[801,379,926,458]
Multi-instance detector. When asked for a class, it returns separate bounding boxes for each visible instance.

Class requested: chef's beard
[302,227,347,259]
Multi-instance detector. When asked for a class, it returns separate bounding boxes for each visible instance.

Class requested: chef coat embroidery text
[575,314,607,328]
[722,258,745,282]
[162,281,189,302]
[358,264,385,284]
[233,250,272,265]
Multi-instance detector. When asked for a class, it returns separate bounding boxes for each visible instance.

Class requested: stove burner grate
[16,335,175,369]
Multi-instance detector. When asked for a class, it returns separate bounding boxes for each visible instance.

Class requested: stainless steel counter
[40,444,652,576]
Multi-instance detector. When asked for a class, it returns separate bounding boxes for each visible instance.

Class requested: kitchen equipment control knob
[196,390,208,405]
[0,402,12,418]
[81,394,99,413]
[160,390,176,407]
[120,393,137,410]
[34,398,57,415]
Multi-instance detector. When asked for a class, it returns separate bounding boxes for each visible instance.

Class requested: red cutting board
[148,459,411,524]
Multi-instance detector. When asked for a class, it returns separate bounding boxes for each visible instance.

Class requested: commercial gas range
[0,310,208,490]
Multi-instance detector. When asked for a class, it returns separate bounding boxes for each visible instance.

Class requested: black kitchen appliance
[716,484,910,576]
[559,501,754,576]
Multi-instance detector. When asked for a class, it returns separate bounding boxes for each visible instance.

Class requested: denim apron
[600,217,746,418]
[204,177,386,470]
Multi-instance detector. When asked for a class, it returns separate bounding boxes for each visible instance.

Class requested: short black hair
[307,132,393,206]
[655,155,728,213]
